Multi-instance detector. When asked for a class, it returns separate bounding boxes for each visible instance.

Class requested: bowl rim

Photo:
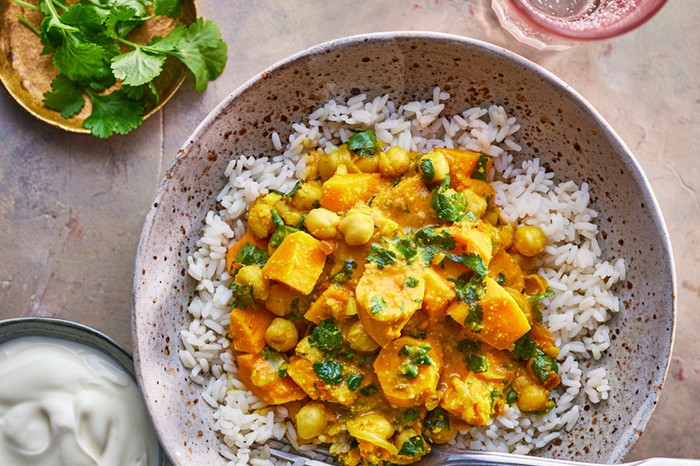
[133,31,677,464]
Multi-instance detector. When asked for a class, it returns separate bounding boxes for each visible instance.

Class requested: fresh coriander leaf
[366,245,396,269]
[393,236,417,261]
[84,89,143,138]
[449,252,487,277]
[309,319,343,353]
[162,18,227,92]
[472,154,489,181]
[465,303,484,333]
[430,176,468,222]
[331,260,357,285]
[347,129,379,157]
[414,227,456,250]
[269,209,288,248]
[235,243,269,268]
[466,354,488,373]
[346,374,364,391]
[104,5,140,38]
[43,74,85,118]
[111,48,167,86]
[403,276,419,288]
[60,3,106,38]
[490,390,502,406]
[423,408,450,434]
[398,435,426,457]
[370,294,387,315]
[496,272,506,285]
[154,0,181,18]
[399,408,420,426]
[54,39,110,82]
[229,281,255,309]
[313,358,344,385]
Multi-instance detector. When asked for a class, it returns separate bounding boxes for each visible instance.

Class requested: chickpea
[517,384,550,413]
[338,212,374,246]
[264,317,299,352]
[513,225,547,257]
[347,413,394,440]
[235,265,270,300]
[247,202,275,239]
[304,208,340,239]
[418,150,449,183]
[379,146,409,178]
[483,206,501,226]
[511,252,538,274]
[318,150,342,180]
[462,188,488,218]
[354,154,380,173]
[296,402,328,440]
[346,320,379,352]
[292,181,323,210]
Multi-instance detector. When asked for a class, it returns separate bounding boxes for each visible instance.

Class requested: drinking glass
[492,0,667,50]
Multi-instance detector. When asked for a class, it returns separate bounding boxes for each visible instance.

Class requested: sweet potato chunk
[229,307,275,354]
[262,231,327,294]
[373,336,443,408]
[371,175,436,229]
[438,149,492,191]
[422,267,455,322]
[447,276,530,350]
[236,353,307,405]
[286,356,361,407]
[440,371,498,426]
[320,173,389,212]
[488,249,524,292]
[355,261,425,347]
[447,223,493,265]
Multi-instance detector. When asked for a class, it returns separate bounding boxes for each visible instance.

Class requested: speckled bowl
[0,317,167,466]
[132,32,675,465]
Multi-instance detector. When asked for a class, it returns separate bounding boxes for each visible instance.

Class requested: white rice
[180,88,626,465]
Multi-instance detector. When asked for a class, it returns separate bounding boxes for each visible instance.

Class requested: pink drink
[492,0,667,50]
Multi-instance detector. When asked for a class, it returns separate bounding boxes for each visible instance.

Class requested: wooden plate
[0,0,197,134]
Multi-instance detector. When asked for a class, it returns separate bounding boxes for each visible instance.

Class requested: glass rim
[508,0,668,41]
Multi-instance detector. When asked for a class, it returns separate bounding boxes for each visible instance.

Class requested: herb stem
[51,0,67,10]
[17,15,41,36]
[11,0,39,12]
[115,36,160,53]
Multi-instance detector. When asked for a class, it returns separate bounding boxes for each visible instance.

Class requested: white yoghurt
[0,336,159,466]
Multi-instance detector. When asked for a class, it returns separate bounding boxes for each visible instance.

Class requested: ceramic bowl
[132,32,675,465]
[0,317,167,466]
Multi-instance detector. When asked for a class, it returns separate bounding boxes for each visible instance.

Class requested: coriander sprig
[14,0,227,138]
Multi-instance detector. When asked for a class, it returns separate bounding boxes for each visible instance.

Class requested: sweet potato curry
[225,130,560,465]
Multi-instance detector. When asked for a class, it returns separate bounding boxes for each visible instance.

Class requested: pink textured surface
[1,0,697,461]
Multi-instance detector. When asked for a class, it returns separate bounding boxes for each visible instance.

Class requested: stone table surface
[1,0,698,461]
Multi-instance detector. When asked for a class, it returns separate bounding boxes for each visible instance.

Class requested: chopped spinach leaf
[399,344,432,379]
[423,407,450,434]
[398,435,426,457]
[347,129,379,157]
[466,354,489,373]
[313,358,344,385]
[360,384,378,396]
[358,354,377,367]
[506,388,519,404]
[347,374,364,391]
[398,408,420,426]
[331,259,357,285]
[403,276,420,288]
[513,333,536,360]
[234,243,269,267]
[532,349,558,385]
[430,176,468,222]
[229,281,255,309]
[309,319,343,352]
[419,158,435,183]
[370,295,388,314]
[496,272,506,285]
[472,154,489,181]
[456,338,479,354]
[529,289,554,323]
[366,245,397,269]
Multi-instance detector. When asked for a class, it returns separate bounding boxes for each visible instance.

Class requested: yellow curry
[225,131,560,465]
